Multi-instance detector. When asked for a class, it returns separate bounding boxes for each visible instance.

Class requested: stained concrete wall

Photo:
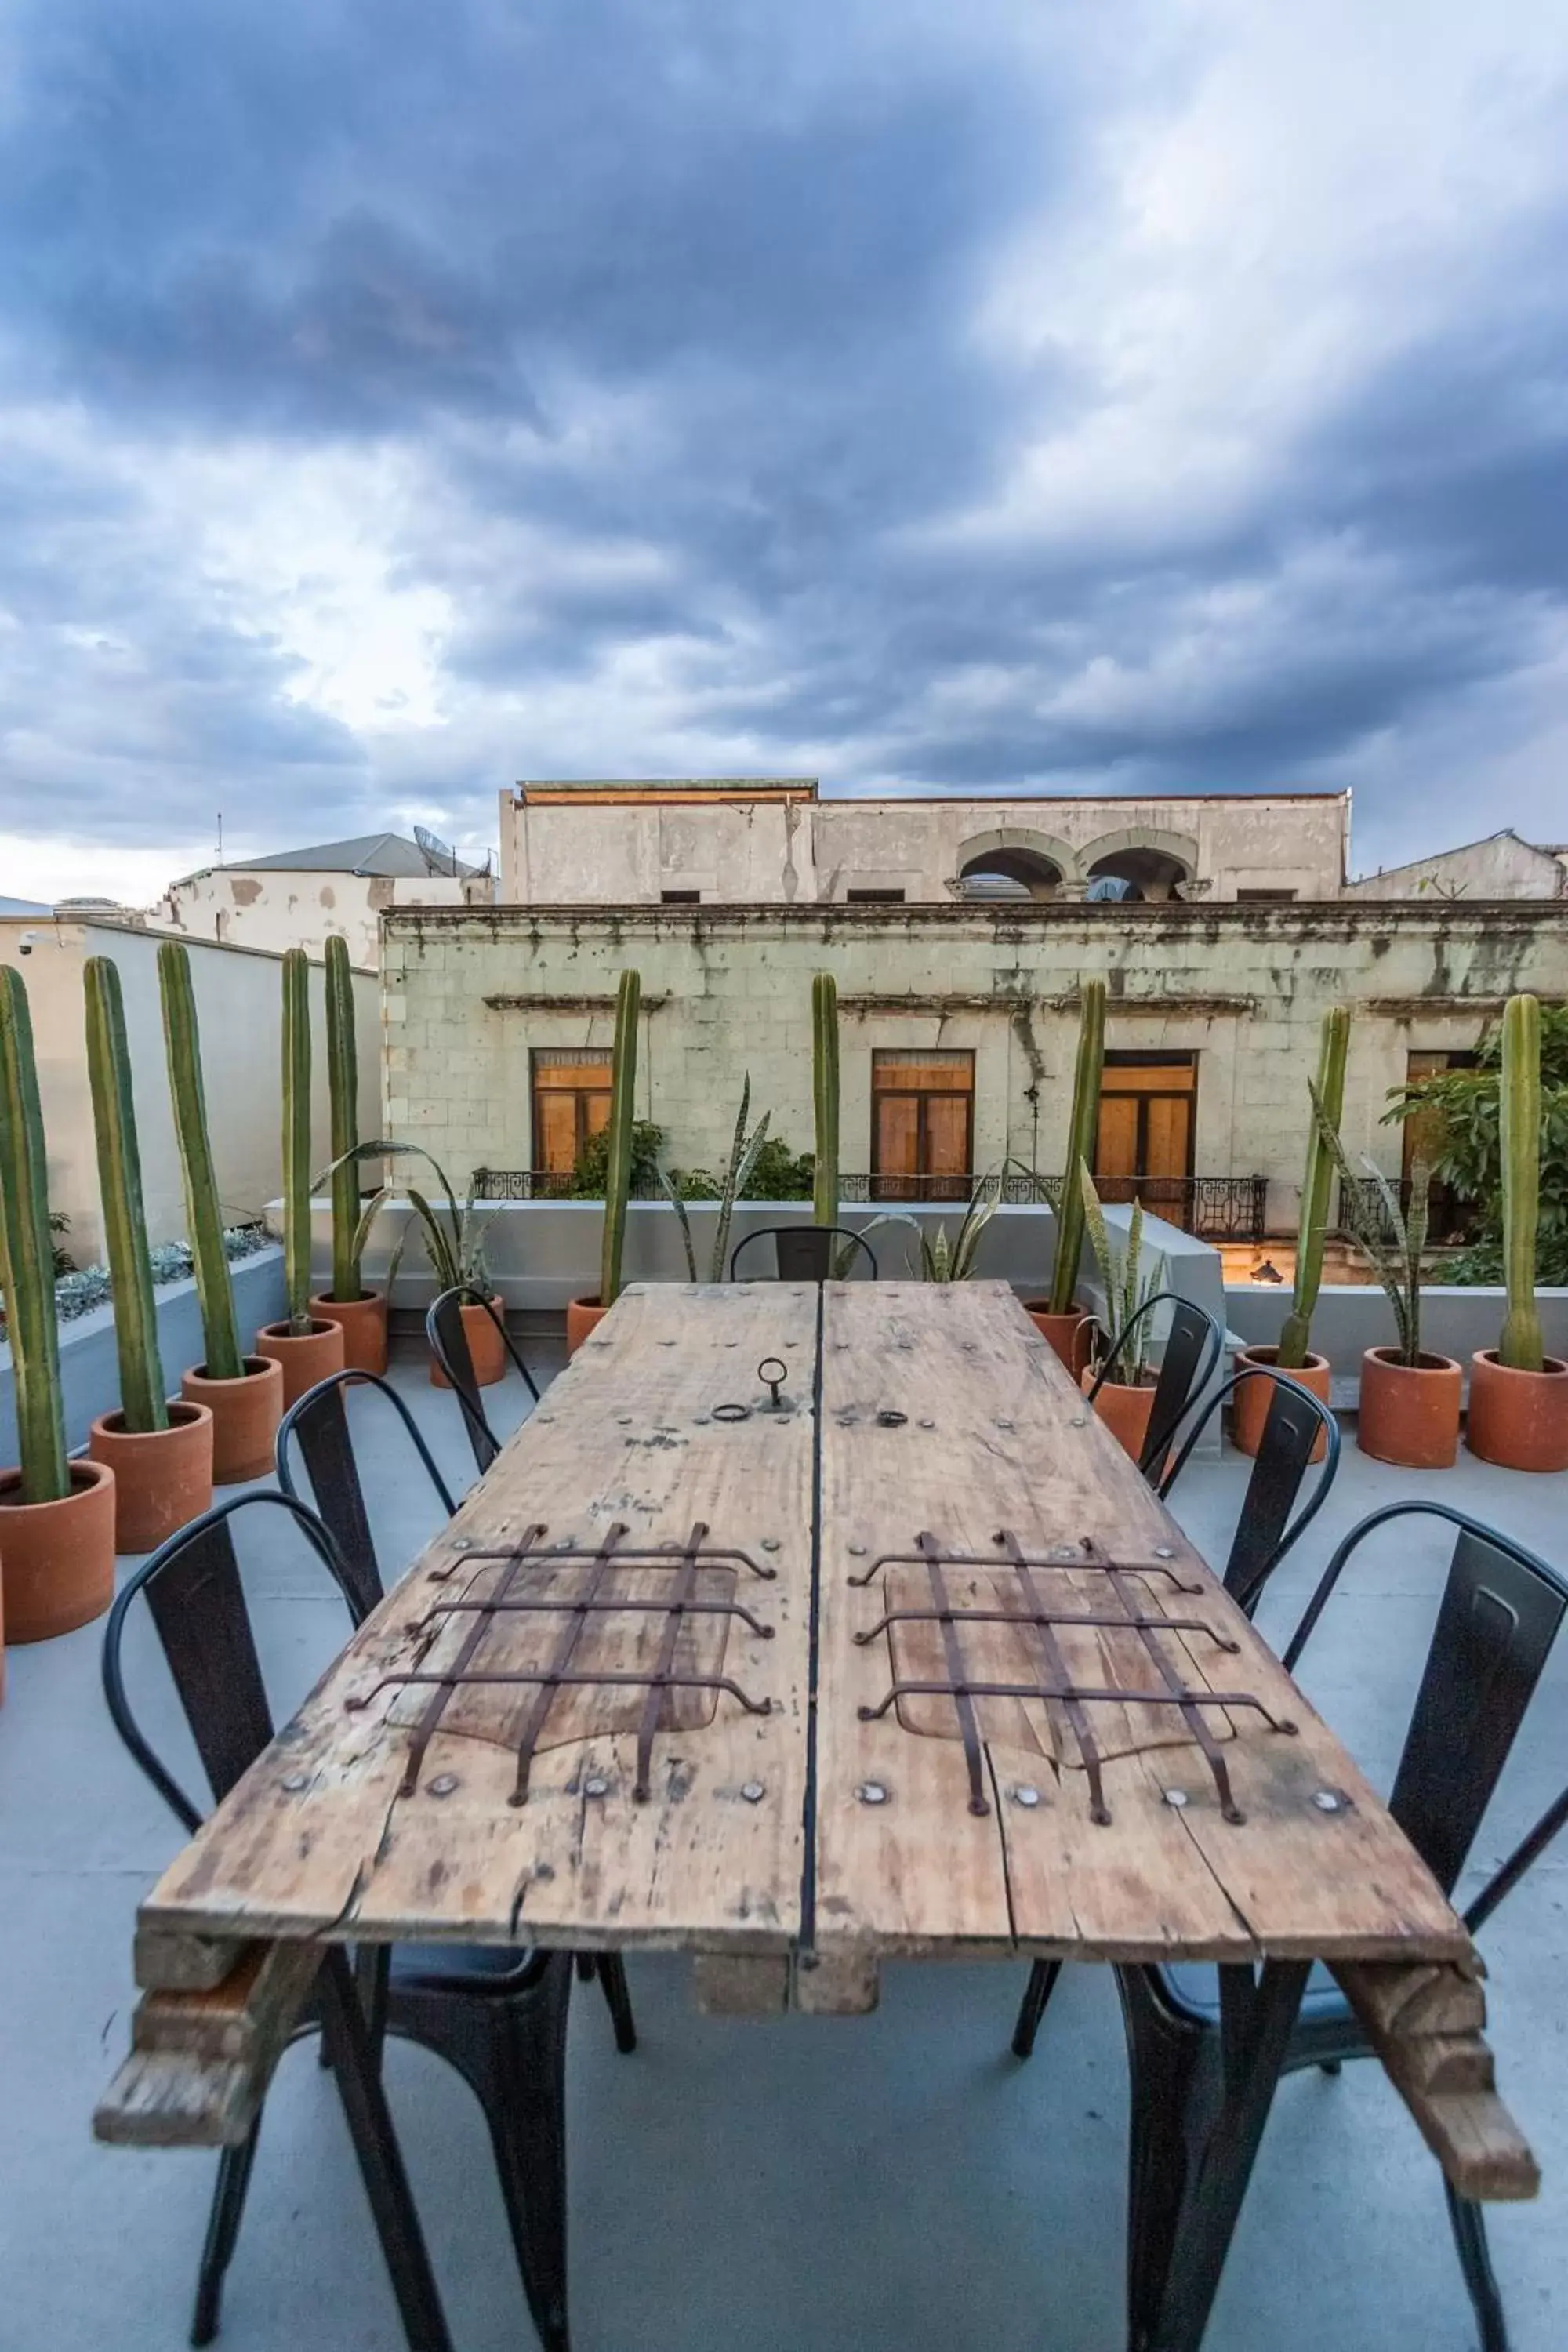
[1344,831,1568,902]
[153,869,494,967]
[382,899,1568,1237]
[0,918,379,1262]
[501,790,1350,905]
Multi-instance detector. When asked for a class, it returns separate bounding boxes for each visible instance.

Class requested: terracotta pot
[310,1290,388,1376]
[431,1297,509,1388]
[256,1318,347,1409]
[89,1401,213,1553]
[0,1459,117,1649]
[1232,1345,1331,1463]
[1081,1365,1156,1461]
[180,1355,284,1483]
[1357,1346,1461,1469]
[566,1297,609,1356]
[1025,1304,1091,1375]
[1466,1350,1568,1472]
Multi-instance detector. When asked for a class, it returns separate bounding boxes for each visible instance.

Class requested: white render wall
[152,869,493,967]
[1344,832,1568,901]
[0,917,379,1261]
[501,789,1351,905]
[381,899,1568,1232]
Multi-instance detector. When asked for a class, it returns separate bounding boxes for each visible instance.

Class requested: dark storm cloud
[1,0,1566,864]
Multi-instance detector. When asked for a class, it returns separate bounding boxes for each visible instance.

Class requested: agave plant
[1308,1081,1432,1368]
[858,1167,1006,1282]
[657,1076,775,1283]
[322,1140,495,1301]
[1079,1165,1166,1385]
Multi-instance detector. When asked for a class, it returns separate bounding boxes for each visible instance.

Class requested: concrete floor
[2,1342,1565,2352]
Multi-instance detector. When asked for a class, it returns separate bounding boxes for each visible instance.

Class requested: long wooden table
[100,1281,1538,2347]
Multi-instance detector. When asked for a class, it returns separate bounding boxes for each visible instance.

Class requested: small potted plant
[1310,1084,1461,1468]
[1025,979,1105,1370]
[161,942,284,1481]
[327,1138,503,1381]
[256,949,346,1405]
[0,966,116,1651]
[1233,1007,1345,1460]
[83,958,213,1550]
[569,968,639,1352]
[1467,994,1568,1470]
[860,1168,1006,1282]
[309,935,386,1374]
[1078,1165,1166,1458]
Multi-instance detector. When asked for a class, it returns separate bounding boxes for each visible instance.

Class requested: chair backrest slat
[425,1285,539,1474]
[729,1225,877,1283]
[276,1369,459,1608]
[143,1516,275,1808]
[1389,1529,1567,1897]
[1156,1363,1340,1614]
[1086,1290,1223,1486]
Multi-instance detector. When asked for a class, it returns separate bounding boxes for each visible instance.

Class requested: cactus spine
[84,957,169,1433]
[599,969,641,1308]
[324,935,361,1303]
[1277,1006,1348,1370]
[1498,992,1544,1373]
[281,948,314,1333]
[1047,978,1106,1315]
[811,971,840,1229]
[158,941,244,1380]
[0,967,71,1500]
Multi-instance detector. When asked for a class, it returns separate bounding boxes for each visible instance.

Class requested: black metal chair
[277,1367,637,2066]
[426,1283,540,1475]
[1011,1366,1342,2064]
[728,1224,878,1282]
[1083,1290,1224,1486]
[276,1369,458,1617]
[1026,1502,1568,2352]
[102,1490,632,2352]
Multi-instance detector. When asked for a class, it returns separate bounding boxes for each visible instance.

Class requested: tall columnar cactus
[600,969,641,1308]
[0,967,70,1500]
[281,948,314,1333]
[1047,978,1107,1315]
[84,957,169,1433]
[324,935,361,1303]
[158,940,244,1380]
[1498,992,1544,1374]
[1277,1006,1349,1370]
[811,971,840,1230]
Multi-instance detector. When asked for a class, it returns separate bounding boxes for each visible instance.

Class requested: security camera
[18,930,40,954]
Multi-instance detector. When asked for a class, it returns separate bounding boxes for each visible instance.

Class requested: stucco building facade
[381,899,1568,1237]
[501,781,1349,906]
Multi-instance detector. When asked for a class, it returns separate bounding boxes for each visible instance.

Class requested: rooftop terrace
[2,1342,1564,2351]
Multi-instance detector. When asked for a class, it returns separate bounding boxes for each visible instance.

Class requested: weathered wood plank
[139,1284,815,1956]
[1334,1962,1540,2201]
[96,1939,321,2148]
[94,2052,257,2149]
[815,1283,1472,1965]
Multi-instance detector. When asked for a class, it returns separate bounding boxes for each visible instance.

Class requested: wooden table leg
[1116,1958,1308,2352]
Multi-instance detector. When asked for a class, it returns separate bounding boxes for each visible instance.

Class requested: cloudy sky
[2,0,1566,902]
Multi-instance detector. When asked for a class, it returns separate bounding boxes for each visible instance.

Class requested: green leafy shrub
[568,1119,664,1198]
[1386,1004,1568,1285]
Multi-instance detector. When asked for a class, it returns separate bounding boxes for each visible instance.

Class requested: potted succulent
[333,1141,502,1382]
[1078,1166,1166,1459]
[309,935,386,1374]
[1467,994,1568,1470]
[0,966,116,1651]
[1025,979,1105,1370]
[1232,1007,1345,1460]
[659,1075,775,1283]
[1310,1085,1460,1468]
[861,1168,1006,1281]
[568,968,639,1353]
[161,942,284,1481]
[83,958,213,1550]
[256,949,346,1406]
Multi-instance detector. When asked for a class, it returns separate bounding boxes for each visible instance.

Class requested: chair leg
[1011,1960,1062,2060]
[190,2115,263,2346]
[1445,2183,1510,2352]
[317,1948,453,2352]
[474,1959,575,2352]
[594,1953,637,2054]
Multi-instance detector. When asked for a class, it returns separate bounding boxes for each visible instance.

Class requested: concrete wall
[1227,1279,1568,1407]
[1345,833,1568,902]
[381,899,1568,1235]
[0,919,379,1262]
[501,790,1350,906]
[0,1246,285,1465]
[153,870,495,968]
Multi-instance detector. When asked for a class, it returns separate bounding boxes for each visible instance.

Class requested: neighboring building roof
[175,832,477,884]
[0,895,50,917]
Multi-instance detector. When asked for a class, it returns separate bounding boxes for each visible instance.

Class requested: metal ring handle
[713,1402,750,1423]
